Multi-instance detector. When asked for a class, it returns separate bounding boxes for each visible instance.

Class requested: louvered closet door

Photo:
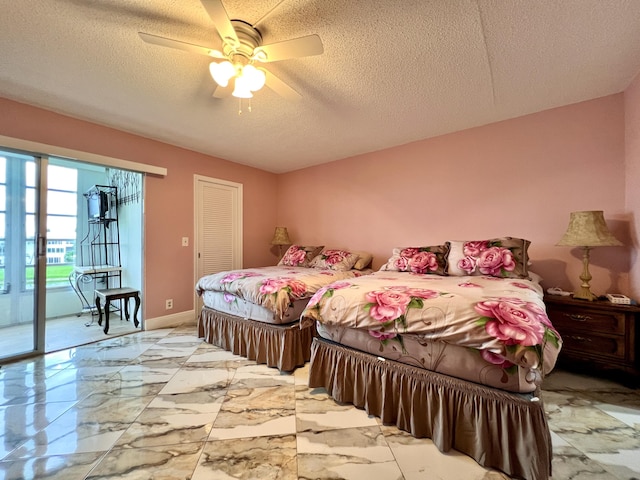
[195,175,243,310]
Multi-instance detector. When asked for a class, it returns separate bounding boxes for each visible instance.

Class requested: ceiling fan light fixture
[232,74,254,98]
[209,60,235,87]
[242,65,266,91]
[251,48,268,62]
[140,0,325,106]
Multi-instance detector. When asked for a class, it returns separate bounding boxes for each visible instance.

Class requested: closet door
[194,175,242,310]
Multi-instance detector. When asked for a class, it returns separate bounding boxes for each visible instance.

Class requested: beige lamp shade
[271,227,292,246]
[556,211,622,247]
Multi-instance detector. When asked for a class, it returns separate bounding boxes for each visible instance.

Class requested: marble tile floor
[1,325,639,480]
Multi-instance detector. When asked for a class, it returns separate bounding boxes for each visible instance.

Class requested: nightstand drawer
[547,306,625,335]
[560,332,625,360]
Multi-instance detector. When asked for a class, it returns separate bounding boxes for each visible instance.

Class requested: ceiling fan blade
[264,70,301,101]
[253,34,323,63]
[200,0,239,46]
[212,83,233,99]
[253,0,287,29]
[139,32,224,58]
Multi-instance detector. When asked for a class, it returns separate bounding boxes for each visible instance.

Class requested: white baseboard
[143,309,197,330]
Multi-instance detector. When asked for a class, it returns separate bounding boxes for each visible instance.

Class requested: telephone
[606,293,632,305]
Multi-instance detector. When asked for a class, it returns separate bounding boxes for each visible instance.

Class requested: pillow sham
[278,245,324,267]
[310,248,359,271]
[352,251,373,270]
[445,237,531,279]
[380,244,450,275]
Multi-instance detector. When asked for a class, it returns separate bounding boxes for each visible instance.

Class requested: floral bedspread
[301,271,562,375]
[196,266,369,320]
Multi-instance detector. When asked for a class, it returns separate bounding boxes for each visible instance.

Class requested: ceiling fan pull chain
[237,98,254,115]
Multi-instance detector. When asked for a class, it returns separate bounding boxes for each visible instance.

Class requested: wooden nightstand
[544,294,640,380]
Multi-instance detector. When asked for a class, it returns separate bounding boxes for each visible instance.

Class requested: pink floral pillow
[310,248,359,271]
[446,237,531,279]
[278,245,324,267]
[380,244,450,275]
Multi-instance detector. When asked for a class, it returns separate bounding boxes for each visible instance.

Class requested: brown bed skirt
[308,337,552,480]
[197,307,315,372]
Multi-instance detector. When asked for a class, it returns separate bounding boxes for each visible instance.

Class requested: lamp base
[573,246,597,301]
[572,287,597,301]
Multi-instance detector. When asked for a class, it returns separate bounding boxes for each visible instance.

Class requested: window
[2,159,79,290]
[37,164,77,287]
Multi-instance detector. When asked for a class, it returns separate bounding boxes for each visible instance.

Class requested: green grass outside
[0,264,74,287]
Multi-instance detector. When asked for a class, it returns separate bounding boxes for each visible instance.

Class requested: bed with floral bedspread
[301,271,561,392]
[195,245,372,371]
[196,265,370,324]
[300,239,562,480]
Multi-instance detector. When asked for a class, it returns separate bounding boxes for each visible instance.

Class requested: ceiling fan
[139,0,323,102]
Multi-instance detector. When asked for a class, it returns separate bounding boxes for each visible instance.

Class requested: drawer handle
[567,335,591,342]
[563,313,591,322]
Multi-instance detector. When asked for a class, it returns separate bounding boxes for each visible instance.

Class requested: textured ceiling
[2,0,640,173]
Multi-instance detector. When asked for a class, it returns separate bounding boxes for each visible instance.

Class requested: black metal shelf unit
[69,185,122,314]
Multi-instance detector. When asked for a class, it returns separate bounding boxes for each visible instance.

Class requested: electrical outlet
[181,237,189,247]
[165,299,173,310]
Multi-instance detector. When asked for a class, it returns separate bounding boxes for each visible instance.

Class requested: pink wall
[278,95,632,297]
[0,97,278,320]
[2,90,636,323]
[625,74,640,300]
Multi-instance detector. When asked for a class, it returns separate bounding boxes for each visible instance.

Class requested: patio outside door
[0,150,45,360]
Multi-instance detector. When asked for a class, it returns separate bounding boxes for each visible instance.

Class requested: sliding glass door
[0,146,144,362]
[0,150,44,359]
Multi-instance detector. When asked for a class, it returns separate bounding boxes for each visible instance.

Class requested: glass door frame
[34,155,47,354]
[0,149,47,362]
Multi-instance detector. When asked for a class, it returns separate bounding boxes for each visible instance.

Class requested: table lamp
[271,227,291,257]
[556,210,622,301]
